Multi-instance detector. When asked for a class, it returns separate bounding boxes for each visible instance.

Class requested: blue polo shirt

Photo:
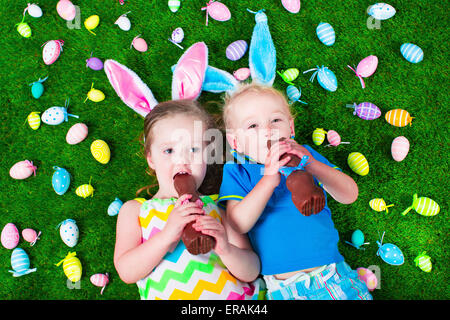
[218,145,344,275]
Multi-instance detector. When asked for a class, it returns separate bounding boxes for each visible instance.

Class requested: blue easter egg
[108,197,123,216]
[368,3,396,20]
[317,67,338,92]
[52,166,70,195]
[31,82,44,99]
[351,229,365,249]
[316,22,335,46]
[377,242,404,265]
[400,43,424,63]
[10,248,37,277]
[42,106,67,125]
[286,85,307,104]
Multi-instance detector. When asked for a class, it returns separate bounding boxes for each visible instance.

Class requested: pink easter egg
[327,130,341,146]
[132,37,148,52]
[90,273,109,294]
[56,0,76,21]
[282,0,301,13]
[9,160,37,180]
[233,67,251,81]
[66,123,88,145]
[22,229,40,245]
[391,136,410,162]
[1,223,20,250]
[202,1,231,24]
[357,267,377,291]
[356,55,378,78]
[42,40,64,65]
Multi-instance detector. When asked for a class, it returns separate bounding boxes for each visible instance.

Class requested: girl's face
[226,92,295,164]
[147,114,208,198]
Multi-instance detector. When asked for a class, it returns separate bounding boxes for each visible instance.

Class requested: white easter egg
[66,123,88,145]
[59,219,79,248]
[391,136,410,162]
[368,3,396,20]
[27,3,43,18]
[42,40,64,65]
[115,15,131,31]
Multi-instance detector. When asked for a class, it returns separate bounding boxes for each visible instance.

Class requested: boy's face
[226,92,295,164]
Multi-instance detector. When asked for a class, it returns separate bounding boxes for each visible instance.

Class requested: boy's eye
[163,148,173,154]
[190,147,200,153]
[248,124,257,129]
[272,118,282,123]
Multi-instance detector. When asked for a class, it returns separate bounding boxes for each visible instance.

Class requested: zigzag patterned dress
[136,195,265,300]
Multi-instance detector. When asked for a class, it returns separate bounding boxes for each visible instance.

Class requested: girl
[114,99,264,300]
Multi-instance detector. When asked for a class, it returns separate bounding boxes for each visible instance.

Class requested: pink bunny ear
[104,59,158,117]
[172,42,208,100]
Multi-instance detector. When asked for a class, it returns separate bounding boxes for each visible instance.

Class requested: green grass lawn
[0,0,448,300]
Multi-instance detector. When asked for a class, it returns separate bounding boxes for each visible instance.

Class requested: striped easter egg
[401,194,440,217]
[10,160,37,179]
[277,68,300,85]
[168,0,181,12]
[27,112,41,130]
[233,67,251,81]
[391,136,410,161]
[42,40,64,65]
[347,152,369,176]
[76,182,94,198]
[414,252,432,272]
[66,123,88,145]
[326,130,341,146]
[108,198,123,216]
[385,109,414,127]
[17,22,32,38]
[400,43,424,63]
[58,219,79,247]
[56,252,82,283]
[91,140,111,164]
[10,248,36,277]
[317,67,337,92]
[312,128,327,145]
[369,198,394,213]
[226,40,248,61]
[90,273,109,294]
[1,223,20,249]
[316,22,335,46]
[282,0,301,13]
[347,102,381,120]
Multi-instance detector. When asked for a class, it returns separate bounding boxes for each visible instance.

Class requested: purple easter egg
[347,102,381,120]
[86,57,104,71]
[226,40,248,61]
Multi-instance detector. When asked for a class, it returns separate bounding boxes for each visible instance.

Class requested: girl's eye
[248,124,257,129]
[190,147,200,153]
[163,148,173,154]
[272,118,282,123]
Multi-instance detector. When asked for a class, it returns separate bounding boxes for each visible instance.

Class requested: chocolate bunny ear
[172,42,208,100]
[104,59,158,117]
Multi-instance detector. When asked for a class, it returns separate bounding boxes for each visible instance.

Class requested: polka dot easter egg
[226,40,248,61]
[42,40,64,65]
[347,152,369,176]
[201,0,231,26]
[66,123,88,145]
[391,136,410,162]
[347,55,378,89]
[346,102,381,120]
[369,198,394,213]
[91,140,111,164]
[27,112,41,130]
[55,251,82,283]
[282,0,301,14]
[29,76,48,99]
[108,198,123,216]
[312,128,327,146]
[303,66,337,92]
[316,22,335,46]
[22,229,41,246]
[286,85,307,105]
[9,248,37,277]
[368,3,396,20]
[376,232,404,266]
[400,43,424,64]
[52,166,71,195]
[357,268,377,291]
[75,177,94,198]
[277,68,300,85]
[90,273,109,294]
[385,109,414,127]
[168,0,181,13]
[9,160,37,179]
[401,194,440,217]
[1,223,20,250]
[57,219,79,247]
[115,12,131,31]
[24,3,43,18]
[233,67,251,81]
[41,104,79,126]
[415,252,432,272]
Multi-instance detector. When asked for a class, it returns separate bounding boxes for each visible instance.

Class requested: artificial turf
[0,0,448,300]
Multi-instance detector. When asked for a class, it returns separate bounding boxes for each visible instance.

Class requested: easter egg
[377,242,404,266]
[282,0,301,13]
[76,179,94,198]
[56,252,82,283]
[401,194,440,217]
[201,0,231,25]
[52,166,71,195]
[346,102,381,120]
[86,56,103,71]
[286,85,307,105]
[42,40,64,65]
[385,109,414,127]
[226,40,248,61]
[233,67,251,81]
[56,0,76,21]
[30,76,48,99]
[168,0,181,12]
[131,35,148,52]
[85,83,105,102]
[17,22,32,38]
[312,128,327,146]
[369,198,394,213]
[348,55,378,88]
[347,229,367,249]
[10,160,37,179]
[356,268,377,291]
[115,13,131,31]
[316,22,335,46]
[27,112,41,130]
[10,248,36,277]
[391,136,410,162]
[108,198,123,216]
[58,219,79,247]
[277,68,300,85]
[347,152,369,176]
[66,123,88,145]
[400,43,424,64]
[1,223,20,250]
[91,140,111,164]
[170,27,184,44]
[42,106,79,125]
[326,130,341,146]
[368,3,396,20]
[84,15,99,35]
[22,229,41,246]
[317,67,337,91]
[414,252,432,272]
[25,3,43,18]
[90,273,109,294]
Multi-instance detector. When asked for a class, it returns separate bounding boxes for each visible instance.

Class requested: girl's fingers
[180,206,205,217]
[174,194,192,208]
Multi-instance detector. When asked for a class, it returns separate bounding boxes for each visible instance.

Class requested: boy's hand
[285,139,315,164]
[192,215,231,255]
[263,140,293,187]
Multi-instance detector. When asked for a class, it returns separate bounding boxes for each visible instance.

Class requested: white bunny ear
[172,42,208,100]
[104,59,158,117]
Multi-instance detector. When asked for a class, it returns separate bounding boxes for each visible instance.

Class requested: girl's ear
[146,152,155,170]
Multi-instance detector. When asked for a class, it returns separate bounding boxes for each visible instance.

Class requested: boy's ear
[289,118,295,138]
[225,131,238,150]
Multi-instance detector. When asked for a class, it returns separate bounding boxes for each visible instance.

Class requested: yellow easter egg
[76,183,94,198]
[27,112,41,130]
[385,109,414,127]
[88,88,105,102]
[56,252,82,283]
[369,198,394,213]
[347,152,369,176]
[91,140,111,164]
[84,15,99,35]
[312,128,327,145]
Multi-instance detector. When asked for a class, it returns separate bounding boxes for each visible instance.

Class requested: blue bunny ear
[248,9,276,86]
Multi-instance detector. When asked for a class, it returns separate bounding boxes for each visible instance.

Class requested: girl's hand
[162,194,205,245]
[263,140,293,187]
[192,215,231,256]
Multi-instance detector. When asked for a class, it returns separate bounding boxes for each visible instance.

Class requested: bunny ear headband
[104,9,276,118]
